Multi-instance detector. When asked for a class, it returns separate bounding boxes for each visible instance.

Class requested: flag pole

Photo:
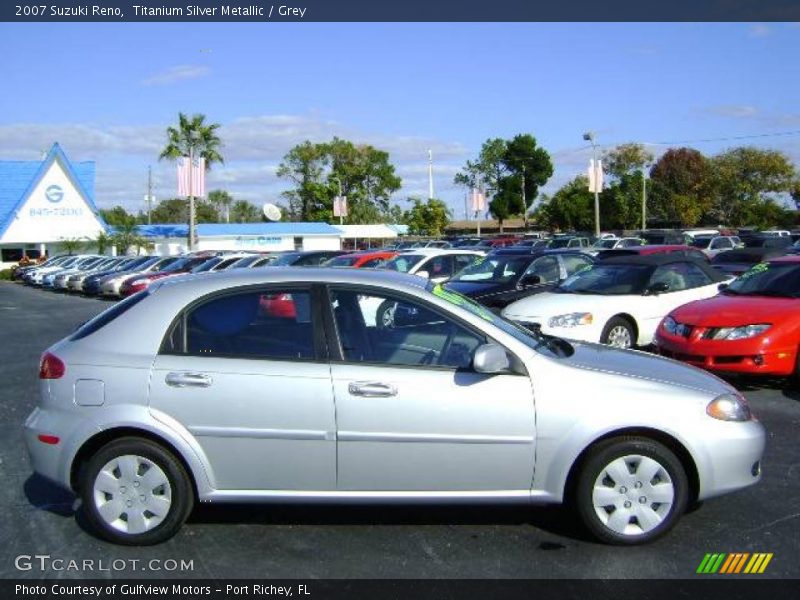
[189,147,196,252]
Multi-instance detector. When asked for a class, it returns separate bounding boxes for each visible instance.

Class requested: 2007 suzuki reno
[25,268,765,545]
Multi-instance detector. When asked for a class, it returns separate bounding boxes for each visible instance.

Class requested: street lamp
[641,162,652,232]
[583,132,600,238]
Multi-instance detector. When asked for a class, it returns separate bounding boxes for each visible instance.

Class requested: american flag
[177,156,206,197]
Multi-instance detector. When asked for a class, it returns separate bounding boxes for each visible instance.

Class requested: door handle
[165,372,213,388]
[348,381,397,397]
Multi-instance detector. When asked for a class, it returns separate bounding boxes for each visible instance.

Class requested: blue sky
[1,22,799,218]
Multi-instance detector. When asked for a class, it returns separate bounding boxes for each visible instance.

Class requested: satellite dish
[263,203,282,221]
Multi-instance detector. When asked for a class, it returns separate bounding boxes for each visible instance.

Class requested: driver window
[330,289,485,369]
[523,256,560,283]
[650,264,689,292]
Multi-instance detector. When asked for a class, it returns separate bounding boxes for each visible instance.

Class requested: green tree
[111,220,140,255]
[710,147,797,226]
[403,197,451,236]
[277,138,402,224]
[455,138,509,227]
[533,176,595,231]
[229,200,262,223]
[93,231,113,254]
[99,206,138,228]
[603,143,655,179]
[149,198,219,224]
[502,134,553,225]
[208,189,234,223]
[158,112,224,170]
[58,237,85,255]
[276,141,329,221]
[648,148,713,227]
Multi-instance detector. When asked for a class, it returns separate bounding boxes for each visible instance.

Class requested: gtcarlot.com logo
[696,552,773,574]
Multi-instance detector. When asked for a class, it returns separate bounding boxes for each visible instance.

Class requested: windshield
[690,237,713,248]
[271,252,303,266]
[556,263,651,295]
[593,239,618,249]
[383,254,426,273]
[149,256,180,272]
[428,283,567,357]
[450,255,532,283]
[548,238,573,248]
[724,262,800,297]
[326,255,361,267]
[712,251,763,265]
[191,257,223,272]
[230,255,262,269]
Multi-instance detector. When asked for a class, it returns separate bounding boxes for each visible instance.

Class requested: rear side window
[165,289,316,361]
[71,291,149,341]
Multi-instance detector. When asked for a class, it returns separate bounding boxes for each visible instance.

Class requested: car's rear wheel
[80,437,193,545]
[601,317,635,349]
[376,300,397,329]
[574,437,688,545]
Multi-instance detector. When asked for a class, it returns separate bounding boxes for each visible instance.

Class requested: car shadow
[23,474,76,517]
[187,502,593,543]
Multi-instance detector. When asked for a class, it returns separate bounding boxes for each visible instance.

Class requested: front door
[326,286,536,492]
[149,286,336,491]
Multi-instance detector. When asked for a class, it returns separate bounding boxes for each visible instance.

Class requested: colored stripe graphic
[698,553,773,574]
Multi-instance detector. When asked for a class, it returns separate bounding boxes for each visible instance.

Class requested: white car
[381,248,484,283]
[502,255,732,348]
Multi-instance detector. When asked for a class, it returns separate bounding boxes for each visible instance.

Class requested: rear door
[149,285,336,491]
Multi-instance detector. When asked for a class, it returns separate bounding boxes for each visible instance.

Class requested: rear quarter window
[70,292,149,341]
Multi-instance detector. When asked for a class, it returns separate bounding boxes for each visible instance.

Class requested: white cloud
[704,105,759,119]
[141,65,210,86]
[748,24,772,38]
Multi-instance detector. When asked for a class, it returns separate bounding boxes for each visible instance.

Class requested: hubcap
[92,455,172,534]
[606,325,632,348]
[591,454,674,537]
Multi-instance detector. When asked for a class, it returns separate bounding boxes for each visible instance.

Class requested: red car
[597,245,709,262]
[655,255,800,377]
[119,256,208,297]
[325,250,397,268]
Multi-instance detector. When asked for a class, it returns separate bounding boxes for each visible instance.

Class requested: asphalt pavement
[1,281,798,579]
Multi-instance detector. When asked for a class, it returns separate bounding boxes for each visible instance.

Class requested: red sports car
[655,255,800,377]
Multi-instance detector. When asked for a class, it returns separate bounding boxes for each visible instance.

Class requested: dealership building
[0,143,107,266]
[0,143,409,267]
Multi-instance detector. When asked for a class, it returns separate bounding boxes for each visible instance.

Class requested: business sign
[234,236,282,248]
[45,185,64,203]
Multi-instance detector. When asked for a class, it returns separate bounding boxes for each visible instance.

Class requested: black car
[444,249,595,310]
[710,247,789,276]
[269,250,352,266]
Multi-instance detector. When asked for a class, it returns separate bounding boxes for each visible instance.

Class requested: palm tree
[159,113,224,248]
[94,231,112,255]
[58,237,85,255]
[208,189,234,223]
[159,112,224,170]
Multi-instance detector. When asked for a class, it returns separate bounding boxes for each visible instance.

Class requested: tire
[376,300,397,329]
[600,317,635,349]
[574,436,688,545]
[80,437,194,545]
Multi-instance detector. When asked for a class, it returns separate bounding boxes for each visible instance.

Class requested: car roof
[397,248,483,255]
[600,253,729,281]
[154,266,431,296]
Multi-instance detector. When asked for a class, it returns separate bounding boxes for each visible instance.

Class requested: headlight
[710,324,770,340]
[707,392,752,422]
[548,312,593,328]
[662,316,678,335]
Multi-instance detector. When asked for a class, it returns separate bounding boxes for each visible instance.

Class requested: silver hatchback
[24,268,765,545]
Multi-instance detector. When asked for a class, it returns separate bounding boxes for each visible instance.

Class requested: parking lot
[1,281,799,580]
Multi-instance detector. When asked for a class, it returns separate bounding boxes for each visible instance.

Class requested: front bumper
[656,331,796,376]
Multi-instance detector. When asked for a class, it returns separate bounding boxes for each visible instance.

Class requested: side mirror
[645,281,670,295]
[718,283,729,291]
[519,274,541,287]
[473,343,510,374]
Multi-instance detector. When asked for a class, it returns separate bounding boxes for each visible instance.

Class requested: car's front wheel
[574,437,688,545]
[600,317,635,349]
[80,437,194,545]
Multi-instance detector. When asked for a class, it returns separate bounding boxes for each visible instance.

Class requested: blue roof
[135,222,341,238]
[0,143,102,237]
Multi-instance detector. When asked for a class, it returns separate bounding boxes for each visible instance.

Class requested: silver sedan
[24,268,765,545]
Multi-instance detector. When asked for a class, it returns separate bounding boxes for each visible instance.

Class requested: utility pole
[641,165,649,231]
[428,149,434,200]
[584,131,601,238]
[189,147,196,252]
[145,166,154,225]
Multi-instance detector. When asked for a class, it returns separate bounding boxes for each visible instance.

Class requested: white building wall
[301,236,341,251]
[1,159,106,245]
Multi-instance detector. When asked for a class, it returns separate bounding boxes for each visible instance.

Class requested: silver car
[24,268,765,546]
